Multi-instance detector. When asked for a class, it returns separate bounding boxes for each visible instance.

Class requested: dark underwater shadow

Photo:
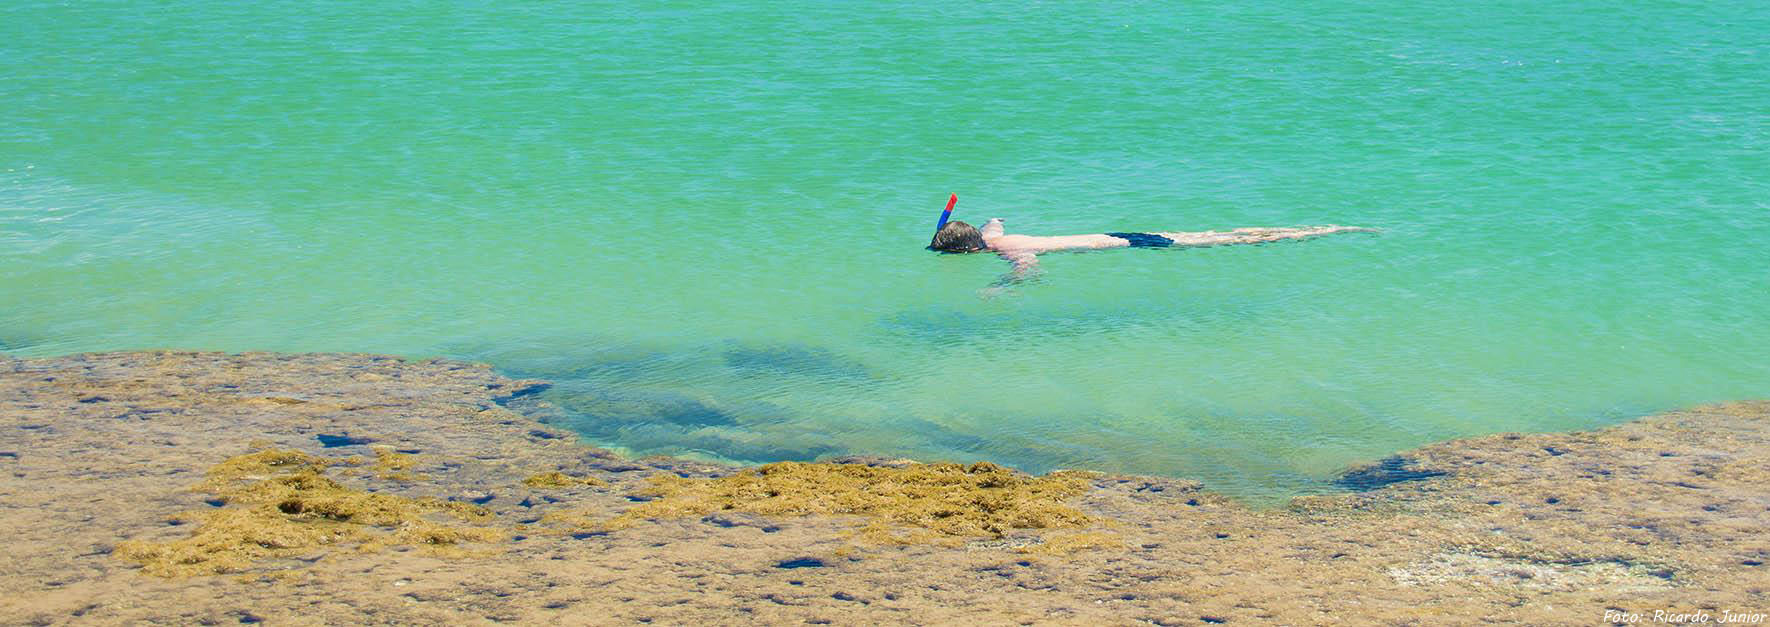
[456,337,875,385]
[1332,456,1449,491]
[453,335,885,465]
[0,332,42,355]
[876,296,1272,346]
[453,332,1502,502]
[722,343,872,381]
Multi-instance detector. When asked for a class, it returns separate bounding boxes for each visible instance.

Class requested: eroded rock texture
[1,351,1765,624]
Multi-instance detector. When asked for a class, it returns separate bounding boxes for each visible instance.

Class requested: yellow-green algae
[367,446,421,481]
[118,453,1115,576]
[115,449,501,577]
[523,471,607,489]
[610,461,1102,544]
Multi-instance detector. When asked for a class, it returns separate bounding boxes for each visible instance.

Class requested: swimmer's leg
[1152,225,1377,247]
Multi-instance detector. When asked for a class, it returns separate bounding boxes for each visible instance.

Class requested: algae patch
[115,449,501,577]
[612,461,1099,543]
[523,471,607,489]
[367,446,421,480]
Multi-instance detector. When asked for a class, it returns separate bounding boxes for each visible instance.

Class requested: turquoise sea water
[4,2,1767,500]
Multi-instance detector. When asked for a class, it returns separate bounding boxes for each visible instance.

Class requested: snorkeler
[928,217,1375,274]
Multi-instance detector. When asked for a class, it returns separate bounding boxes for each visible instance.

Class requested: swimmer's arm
[993,234,1130,255]
[981,251,1040,292]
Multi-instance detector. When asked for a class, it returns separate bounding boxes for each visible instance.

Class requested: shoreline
[3,350,1765,623]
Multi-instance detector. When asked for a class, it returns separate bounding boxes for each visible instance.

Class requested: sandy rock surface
[1,351,1766,625]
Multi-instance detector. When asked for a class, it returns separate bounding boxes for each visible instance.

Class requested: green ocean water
[4,2,1767,500]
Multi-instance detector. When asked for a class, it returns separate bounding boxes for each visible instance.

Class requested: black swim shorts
[1105,232,1175,248]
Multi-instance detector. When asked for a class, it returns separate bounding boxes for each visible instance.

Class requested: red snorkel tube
[934,193,957,234]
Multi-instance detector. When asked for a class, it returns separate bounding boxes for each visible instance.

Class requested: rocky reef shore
[2,351,1765,624]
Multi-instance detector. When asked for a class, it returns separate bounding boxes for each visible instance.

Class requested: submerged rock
[1333,456,1449,491]
[722,344,872,381]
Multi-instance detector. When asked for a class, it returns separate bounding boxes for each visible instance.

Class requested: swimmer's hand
[1004,251,1038,274]
[981,218,1005,239]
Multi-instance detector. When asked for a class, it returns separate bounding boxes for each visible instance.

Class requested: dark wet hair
[928,220,986,253]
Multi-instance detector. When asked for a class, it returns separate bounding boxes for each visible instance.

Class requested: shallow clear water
[5,1,1768,501]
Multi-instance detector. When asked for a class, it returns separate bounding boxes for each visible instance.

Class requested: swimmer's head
[928,220,987,253]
